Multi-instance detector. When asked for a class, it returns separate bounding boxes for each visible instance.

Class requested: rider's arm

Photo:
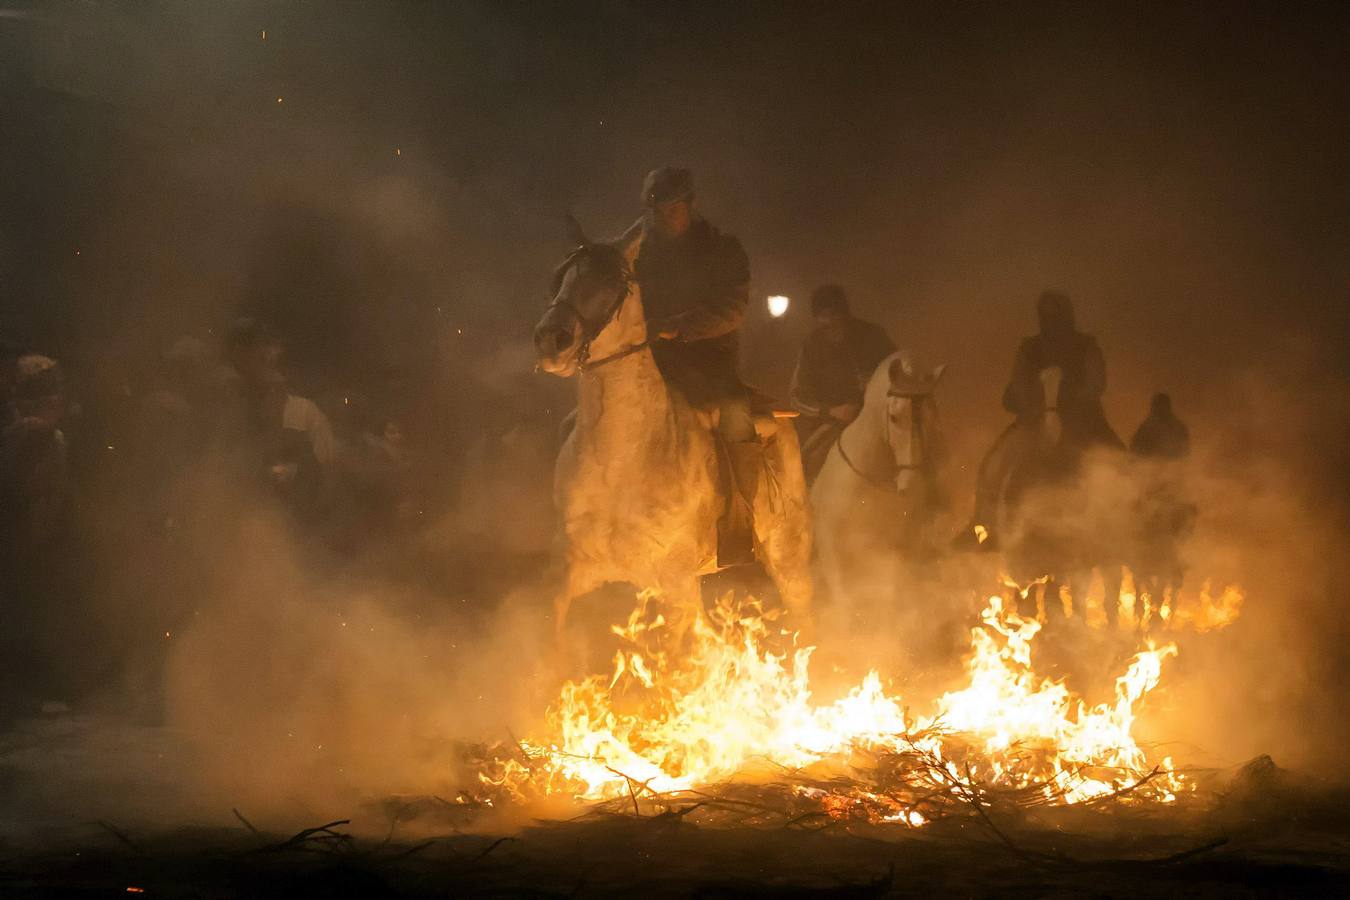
[663,235,749,341]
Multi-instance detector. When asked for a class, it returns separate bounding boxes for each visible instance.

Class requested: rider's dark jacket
[1001,330,1121,448]
[790,318,896,418]
[1130,410,1190,459]
[634,217,749,406]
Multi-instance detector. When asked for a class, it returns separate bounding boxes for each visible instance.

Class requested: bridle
[545,245,647,371]
[835,390,933,491]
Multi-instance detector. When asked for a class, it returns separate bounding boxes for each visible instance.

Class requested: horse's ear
[930,363,948,385]
[564,212,589,247]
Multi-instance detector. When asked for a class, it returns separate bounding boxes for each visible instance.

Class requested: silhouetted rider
[1000,291,1116,445]
[633,167,758,565]
[1130,393,1189,460]
[960,290,1121,548]
[1129,392,1195,595]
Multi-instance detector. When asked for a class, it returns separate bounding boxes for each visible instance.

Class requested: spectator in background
[224,318,336,524]
[2,354,73,549]
[0,352,84,716]
[0,339,20,430]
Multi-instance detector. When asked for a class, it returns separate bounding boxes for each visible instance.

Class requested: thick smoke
[0,1,1347,836]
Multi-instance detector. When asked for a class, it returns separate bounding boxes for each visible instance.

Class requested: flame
[479,574,1236,816]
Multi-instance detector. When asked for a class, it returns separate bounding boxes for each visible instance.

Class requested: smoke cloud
[0,1,1347,838]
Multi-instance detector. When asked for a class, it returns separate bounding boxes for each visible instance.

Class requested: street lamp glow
[767,295,790,318]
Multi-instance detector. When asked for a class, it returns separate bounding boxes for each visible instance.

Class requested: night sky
[0,2,1345,507]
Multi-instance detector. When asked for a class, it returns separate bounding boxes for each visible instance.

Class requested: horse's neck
[575,282,674,449]
[586,256,647,363]
[839,392,896,478]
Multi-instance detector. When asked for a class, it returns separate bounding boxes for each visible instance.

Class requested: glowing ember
[478,575,1240,819]
[767,294,790,317]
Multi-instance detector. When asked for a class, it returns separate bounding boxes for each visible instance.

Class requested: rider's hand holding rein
[650,317,681,341]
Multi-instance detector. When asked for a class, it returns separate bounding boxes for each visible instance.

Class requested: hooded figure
[1130,393,1190,460]
[1001,291,1121,450]
[957,291,1122,549]
[1129,393,1195,592]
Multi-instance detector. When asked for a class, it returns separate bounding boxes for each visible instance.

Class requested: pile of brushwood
[466,729,1191,835]
[4,756,1350,897]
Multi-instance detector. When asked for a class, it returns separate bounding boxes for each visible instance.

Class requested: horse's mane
[861,351,905,410]
[550,242,628,295]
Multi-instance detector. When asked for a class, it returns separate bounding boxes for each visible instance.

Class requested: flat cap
[641,167,694,207]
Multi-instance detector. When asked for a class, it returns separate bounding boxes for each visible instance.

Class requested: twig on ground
[381,839,440,862]
[1080,766,1165,806]
[251,819,353,855]
[94,820,143,855]
[232,808,263,840]
[1151,837,1229,865]
[474,836,516,860]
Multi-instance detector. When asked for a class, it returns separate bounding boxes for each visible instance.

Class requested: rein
[835,391,931,491]
[582,338,649,370]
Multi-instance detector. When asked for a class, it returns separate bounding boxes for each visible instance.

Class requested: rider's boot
[717,440,762,567]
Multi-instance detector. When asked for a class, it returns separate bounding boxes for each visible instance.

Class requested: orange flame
[481,571,1240,815]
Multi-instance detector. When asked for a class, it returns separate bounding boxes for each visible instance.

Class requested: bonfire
[470,576,1243,831]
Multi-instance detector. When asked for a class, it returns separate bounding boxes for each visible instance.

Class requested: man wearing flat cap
[633,167,758,565]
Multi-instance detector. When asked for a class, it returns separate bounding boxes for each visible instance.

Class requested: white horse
[532,218,812,637]
[810,353,947,609]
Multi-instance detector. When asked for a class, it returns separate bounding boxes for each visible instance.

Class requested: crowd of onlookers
[0,319,557,720]
[1,322,432,567]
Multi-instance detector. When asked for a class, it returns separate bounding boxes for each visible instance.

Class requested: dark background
[2,2,1347,478]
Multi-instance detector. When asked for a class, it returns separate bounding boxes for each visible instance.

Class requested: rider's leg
[717,395,760,566]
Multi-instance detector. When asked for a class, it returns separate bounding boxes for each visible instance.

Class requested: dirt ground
[4,735,1350,899]
[3,805,1350,898]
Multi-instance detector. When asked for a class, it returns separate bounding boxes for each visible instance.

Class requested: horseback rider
[1129,392,1195,595]
[632,167,758,565]
[1130,392,1190,460]
[1000,291,1117,445]
[959,290,1121,548]
[789,284,896,481]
